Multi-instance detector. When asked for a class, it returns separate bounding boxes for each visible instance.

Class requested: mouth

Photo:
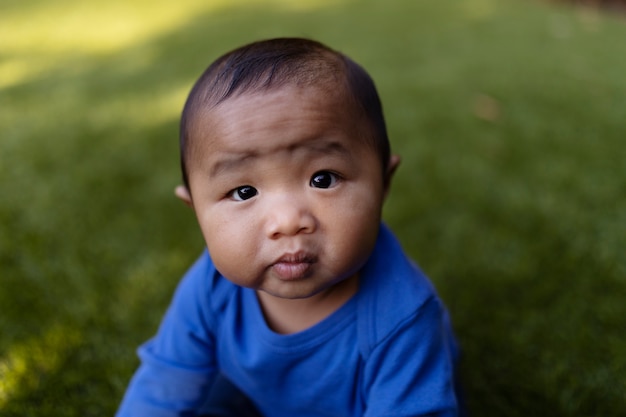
[271,252,317,280]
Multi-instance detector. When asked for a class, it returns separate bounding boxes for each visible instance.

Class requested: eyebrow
[209,139,351,178]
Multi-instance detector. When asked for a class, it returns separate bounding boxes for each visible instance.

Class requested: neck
[256,274,359,334]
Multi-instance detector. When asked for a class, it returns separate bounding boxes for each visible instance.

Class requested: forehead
[188,85,370,167]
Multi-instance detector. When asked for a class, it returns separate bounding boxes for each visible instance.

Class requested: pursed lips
[270,251,317,280]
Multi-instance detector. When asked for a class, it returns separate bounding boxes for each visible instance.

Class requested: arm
[116,252,219,417]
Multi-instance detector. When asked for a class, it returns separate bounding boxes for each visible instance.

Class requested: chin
[260,285,327,300]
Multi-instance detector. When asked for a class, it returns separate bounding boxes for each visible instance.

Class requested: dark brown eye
[310,171,338,189]
[231,185,257,201]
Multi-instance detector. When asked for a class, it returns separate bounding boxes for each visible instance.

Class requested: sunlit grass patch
[0,0,347,91]
[0,325,82,408]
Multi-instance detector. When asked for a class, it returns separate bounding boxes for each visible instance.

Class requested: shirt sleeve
[362,297,459,417]
[116,252,219,417]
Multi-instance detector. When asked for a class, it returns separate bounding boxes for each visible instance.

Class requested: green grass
[1,0,625,415]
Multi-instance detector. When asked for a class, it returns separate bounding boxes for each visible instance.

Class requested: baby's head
[179,38,391,192]
[177,38,400,305]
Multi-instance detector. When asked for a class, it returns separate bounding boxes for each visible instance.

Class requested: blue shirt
[117,224,460,416]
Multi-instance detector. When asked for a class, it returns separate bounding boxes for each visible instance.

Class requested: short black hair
[180,38,389,189]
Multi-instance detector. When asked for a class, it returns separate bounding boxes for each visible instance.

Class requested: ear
[383,154,401,198]
[175,185,194,208]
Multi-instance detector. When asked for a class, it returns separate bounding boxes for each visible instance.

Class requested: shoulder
[143,249,240,362]
[356,224,445,356]
[168,249,239,328]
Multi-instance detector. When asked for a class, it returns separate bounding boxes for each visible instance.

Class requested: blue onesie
[116,224,460,416]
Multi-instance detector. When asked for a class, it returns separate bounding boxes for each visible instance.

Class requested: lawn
[1,0,625,415]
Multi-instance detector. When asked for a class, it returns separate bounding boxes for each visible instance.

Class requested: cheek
[196,208,257,279]
[326,217,379,280]
[322,187,383,269]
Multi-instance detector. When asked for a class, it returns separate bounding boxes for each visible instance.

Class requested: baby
[117,38,461,416]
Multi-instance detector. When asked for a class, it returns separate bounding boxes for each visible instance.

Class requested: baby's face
[186,85,387,300]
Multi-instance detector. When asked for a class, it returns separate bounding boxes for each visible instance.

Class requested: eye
[230,185,258,201]
[310,171,339,189]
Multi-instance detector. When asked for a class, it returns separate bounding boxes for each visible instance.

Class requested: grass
[1,0,625,415]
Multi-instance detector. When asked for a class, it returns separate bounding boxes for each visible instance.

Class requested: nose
[265,193,316,239]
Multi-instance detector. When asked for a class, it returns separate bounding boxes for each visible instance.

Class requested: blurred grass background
[1,0,625,415]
